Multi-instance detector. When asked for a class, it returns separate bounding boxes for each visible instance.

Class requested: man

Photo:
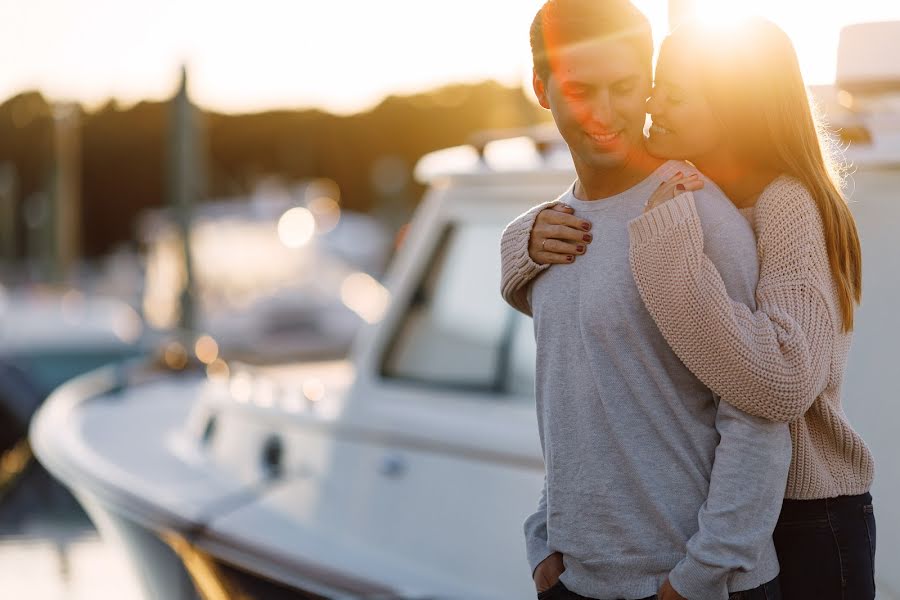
[504,1,791,599]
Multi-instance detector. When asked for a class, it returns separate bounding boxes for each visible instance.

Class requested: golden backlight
[679,0,855,84]
[0,1,897,113]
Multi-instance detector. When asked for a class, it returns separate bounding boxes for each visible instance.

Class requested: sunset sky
[1,0,898,115]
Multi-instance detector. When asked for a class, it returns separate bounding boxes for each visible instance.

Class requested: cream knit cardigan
[499,175,874,500]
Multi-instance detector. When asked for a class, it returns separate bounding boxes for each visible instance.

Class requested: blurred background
[1,0,899,598]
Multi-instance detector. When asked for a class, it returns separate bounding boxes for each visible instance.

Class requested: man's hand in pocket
[533,552,565,593]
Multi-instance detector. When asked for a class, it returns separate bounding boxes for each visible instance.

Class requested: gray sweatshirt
[524,161,791,600]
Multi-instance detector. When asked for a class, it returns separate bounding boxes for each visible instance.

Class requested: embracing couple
[503,1,877,599]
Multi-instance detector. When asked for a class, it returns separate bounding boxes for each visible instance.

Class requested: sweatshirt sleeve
[523,474,554,577]
[668,400,791,599]
[500,200,558,316]
[628,188,792,598]
[627,183,835,422]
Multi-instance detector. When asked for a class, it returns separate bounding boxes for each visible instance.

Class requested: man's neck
[572,149,664,201]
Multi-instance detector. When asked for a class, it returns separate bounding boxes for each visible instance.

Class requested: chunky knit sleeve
[627,178,836,423]
[500,200,558,316]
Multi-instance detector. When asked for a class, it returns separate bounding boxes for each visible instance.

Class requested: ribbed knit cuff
[627,192,697,246]
[500,200,557,316]
[667,555,729,600]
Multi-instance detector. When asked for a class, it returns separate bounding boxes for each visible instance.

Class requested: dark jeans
[536,577,780,600]
[774,491,877,600]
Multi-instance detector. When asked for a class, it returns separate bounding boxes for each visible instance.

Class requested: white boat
[30,22,900,600]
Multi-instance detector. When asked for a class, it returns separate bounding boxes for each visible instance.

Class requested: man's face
[534,38,650,172]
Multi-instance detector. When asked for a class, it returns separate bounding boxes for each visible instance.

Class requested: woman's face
[645,41,725,162]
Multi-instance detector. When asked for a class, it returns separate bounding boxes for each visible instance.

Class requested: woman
[501,18,877,600]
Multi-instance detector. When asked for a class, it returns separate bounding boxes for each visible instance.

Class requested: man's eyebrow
[612,75,640,86]
[559,76,638,89]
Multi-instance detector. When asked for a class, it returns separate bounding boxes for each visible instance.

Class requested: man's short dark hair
[530,0,653,82]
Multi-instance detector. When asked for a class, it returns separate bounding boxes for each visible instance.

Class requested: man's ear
[532,70,551,110]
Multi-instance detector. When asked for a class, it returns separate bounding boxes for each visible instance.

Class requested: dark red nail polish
[567,255,574,262]
[577,245,585,253]
[583,233,592,242]
[676,184,685,191]
[581,222,591,231]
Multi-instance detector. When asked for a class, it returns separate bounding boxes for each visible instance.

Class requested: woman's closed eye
[652,83,686,106]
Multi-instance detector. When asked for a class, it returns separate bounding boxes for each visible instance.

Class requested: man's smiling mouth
[588,130,621,144]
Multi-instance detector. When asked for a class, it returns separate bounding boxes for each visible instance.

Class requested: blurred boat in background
[138,177,391,364]
[0,287,151,496]
[0,289,147,392]
[29,21,900,600]
[0,173,390,500]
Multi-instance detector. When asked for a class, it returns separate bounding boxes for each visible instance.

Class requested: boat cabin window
[381,222,535,398]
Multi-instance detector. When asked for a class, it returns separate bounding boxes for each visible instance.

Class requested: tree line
[0,81,547,261]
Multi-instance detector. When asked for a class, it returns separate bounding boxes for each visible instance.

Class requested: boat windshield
[380,222,535,399]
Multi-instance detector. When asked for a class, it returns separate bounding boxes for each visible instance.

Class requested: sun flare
[685,0,758,27]
[663,0,852,84]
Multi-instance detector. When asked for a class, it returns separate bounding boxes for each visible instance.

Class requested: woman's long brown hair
[668,18,862,331]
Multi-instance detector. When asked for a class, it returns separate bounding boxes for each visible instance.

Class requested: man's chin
[581,146,631,169]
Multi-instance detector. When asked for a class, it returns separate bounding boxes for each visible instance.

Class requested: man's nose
[588,91,614,128]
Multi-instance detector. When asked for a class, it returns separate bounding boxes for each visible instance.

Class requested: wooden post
[167,66,205,334]
[51,103,82,282]
[0,163,17,269]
